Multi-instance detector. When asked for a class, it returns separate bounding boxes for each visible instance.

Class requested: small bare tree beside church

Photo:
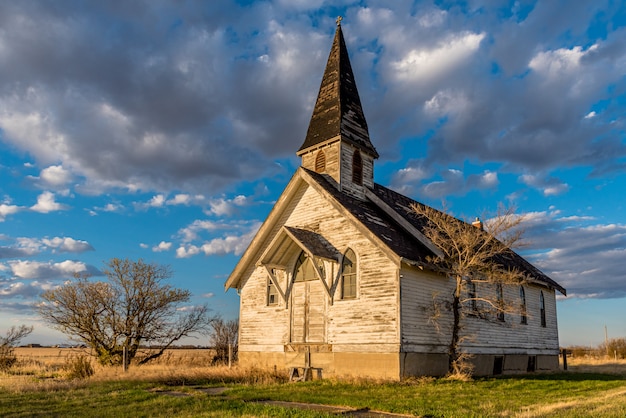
[411,203,528,376]
[39,258,215,367]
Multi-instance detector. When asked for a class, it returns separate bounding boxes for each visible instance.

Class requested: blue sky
[1,0,625,347]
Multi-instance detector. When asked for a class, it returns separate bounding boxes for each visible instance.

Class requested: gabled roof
[225,167,566,296]
[297,23,379,158]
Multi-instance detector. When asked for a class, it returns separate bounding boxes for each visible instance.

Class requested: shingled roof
[297,23,379,158]
[304,168,567,296]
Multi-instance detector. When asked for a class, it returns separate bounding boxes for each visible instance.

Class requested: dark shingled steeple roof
[298,23,379,158]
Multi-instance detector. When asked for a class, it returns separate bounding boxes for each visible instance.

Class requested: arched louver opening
[315,150,326,173]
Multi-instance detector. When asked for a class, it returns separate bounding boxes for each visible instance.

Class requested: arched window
[352,150,363,185]
[294,251,316,282]
[468,281,477,312]
[341,249,357,299]
[496,284,505,322]
[520,286,527,324]
[540,291,546,327]
[315,150,326,173]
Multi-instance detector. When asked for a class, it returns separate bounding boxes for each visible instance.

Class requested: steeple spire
[297,22,379,159]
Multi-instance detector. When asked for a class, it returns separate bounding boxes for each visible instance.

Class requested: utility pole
[605,325,609,357]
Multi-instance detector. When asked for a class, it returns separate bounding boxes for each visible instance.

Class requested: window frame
[496,283,505,322]
[520,286,528,325]
[540,291,546,327]
[340,248,357,300]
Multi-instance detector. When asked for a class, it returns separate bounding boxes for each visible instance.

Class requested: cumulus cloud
[176,221,261,258]
[30,165,73,189]
[30,191,69,213]
[519,174,570,196]
[6,260,100,280]
[0,203,21,221]
[1,235,92,259]
[519,210,626,299]
[152,241,172,252]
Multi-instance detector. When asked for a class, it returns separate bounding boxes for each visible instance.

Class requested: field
[1,348,626,417]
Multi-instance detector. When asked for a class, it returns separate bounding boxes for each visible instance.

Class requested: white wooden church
[225,22,566,379]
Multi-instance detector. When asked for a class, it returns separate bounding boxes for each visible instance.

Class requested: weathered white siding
[239,181,400,354]
[399,265,450,353]
[399,264,560,356]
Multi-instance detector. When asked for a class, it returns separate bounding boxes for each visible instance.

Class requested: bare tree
[411,203,527,376]
[209,318,238,364]
[39,258,215,366]
[0,325,34,370]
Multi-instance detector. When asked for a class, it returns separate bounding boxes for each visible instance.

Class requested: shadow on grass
[488,372,626,382]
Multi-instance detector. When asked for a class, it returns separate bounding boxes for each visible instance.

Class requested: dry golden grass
[1,347,287,393]
[564,356,626,375]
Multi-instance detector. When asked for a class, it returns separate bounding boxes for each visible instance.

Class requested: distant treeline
[565,338,626,359]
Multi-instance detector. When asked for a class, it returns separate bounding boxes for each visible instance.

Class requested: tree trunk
[448,276,462,374]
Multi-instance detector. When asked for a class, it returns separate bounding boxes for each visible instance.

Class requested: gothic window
[352,150,363,185]
[315,150,326,173]
[520,286,528,324]
[496,284,505,322]
[341,249,357,299]
[468,280,477,312]
[294,251,316,282]
[540,291,546,327]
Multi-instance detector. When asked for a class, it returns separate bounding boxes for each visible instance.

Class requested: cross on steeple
[336,16,343,26]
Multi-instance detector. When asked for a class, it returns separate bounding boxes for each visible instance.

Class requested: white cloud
[39,165,73,187]
[176,222,260,258]
[41,237,94,253]
[8,260,92,280]
[152,241,172,252]
[206,195,248,216]
[30,191,68,213]
[392,31,485,83]
[0,204,21,221]
[520,174,570,196]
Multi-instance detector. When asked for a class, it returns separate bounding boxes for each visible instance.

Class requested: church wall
[237,182,402,377]
[460,284,560,356]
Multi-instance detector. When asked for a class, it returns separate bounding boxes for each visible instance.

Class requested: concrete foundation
[238,350,560,380]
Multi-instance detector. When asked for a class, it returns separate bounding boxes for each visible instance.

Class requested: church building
[224,21,566,379]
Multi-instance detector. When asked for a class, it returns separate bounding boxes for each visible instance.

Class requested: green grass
[1,373,626,417]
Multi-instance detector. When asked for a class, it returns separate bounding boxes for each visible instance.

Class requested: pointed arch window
[520,286,527,324]
[315,150,326,173]
[468,280,477,312]
[341,249,357,299]
[496,284,505,322]
[540,291,546,327]
[352,150,363,185]
[294,251,316,282]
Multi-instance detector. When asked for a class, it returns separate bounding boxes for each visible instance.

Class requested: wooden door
[290,280,326,343]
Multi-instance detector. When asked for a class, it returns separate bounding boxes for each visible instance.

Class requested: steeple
[298,19,378,199]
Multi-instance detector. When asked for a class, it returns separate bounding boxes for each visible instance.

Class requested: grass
[1,352,626,417]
